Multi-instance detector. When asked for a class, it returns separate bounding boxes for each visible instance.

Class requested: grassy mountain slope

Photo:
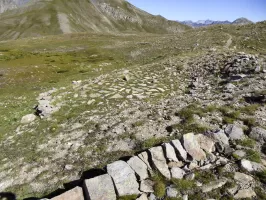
[0,0,190,40]
[0,12,266,200]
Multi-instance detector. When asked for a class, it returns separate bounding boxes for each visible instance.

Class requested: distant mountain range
[179,18,253,27]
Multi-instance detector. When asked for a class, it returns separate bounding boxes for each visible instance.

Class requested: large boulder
[163,143,179,162]
[171,139,187,161]
[127,156,149,180]
[149,146,171,179]
[84,174,116,200]
[182,133,206,161]
[107,161,140,196]
[225,124,244,140]
[51,187,84,200]
[249,127,266,142]
[195,134,215,153]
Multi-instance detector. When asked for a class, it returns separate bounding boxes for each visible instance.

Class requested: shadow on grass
[34,169,106,200]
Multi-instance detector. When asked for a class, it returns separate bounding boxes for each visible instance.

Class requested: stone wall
[41,125,266,200]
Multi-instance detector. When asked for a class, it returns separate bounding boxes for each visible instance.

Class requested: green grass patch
[173,122,209,134]
[255,186,266,199]
[177,104,206,123]
[235,138,256,148]
[245,149,261,163]
[151,173,167,198]
[255,170,266,184]
[140,137,168,149]
[242,117,257,127]
[118,195,138,200]
[195,170,216,184]
[171,179,196,191]
[239,104,260,115]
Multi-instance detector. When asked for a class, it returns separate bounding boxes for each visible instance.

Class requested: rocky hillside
[232,18,253,25]
[0,11,265,200]
[35,127,266,200]
[0,0,189,40]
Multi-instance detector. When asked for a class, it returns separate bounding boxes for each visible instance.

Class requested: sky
[126,0,266,22]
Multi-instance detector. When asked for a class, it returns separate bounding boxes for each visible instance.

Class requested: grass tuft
[118,195,138,200]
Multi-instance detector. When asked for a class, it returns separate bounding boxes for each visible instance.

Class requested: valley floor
[0,23,266,199]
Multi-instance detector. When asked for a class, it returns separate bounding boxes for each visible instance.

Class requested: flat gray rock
[149,146,171,179]
[234,188,256,199]
[183,133,206,161]
[195,134,215,153]
[84,174,116,200]
[209,129,229,145]
[107,160,140,196]
[225,124,244,140]
[166,186,179,197]
[140,179,154,193]
[148,194,157,200]
[249,127,266,142]
[234,172,254,189]
[201,179,227,193]
[138,151,153,174]
[171,167,185,179]
[51,187,84,200]
[163,143,179,162]
[171,139,187,161]
[127,156,149,180]
[137,194,149,200]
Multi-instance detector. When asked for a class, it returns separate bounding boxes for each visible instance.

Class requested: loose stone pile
[41,124,266,200]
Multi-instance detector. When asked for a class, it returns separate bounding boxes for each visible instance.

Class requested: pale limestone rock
[195,134,215,153]
[127,156,149,180]
[171,167,185,179]
[171,139,187,161]
[140,179,154,193]
[137,194,149,200]
[225,124,244,140]
[149,146,171,179]
[234,188,256,199]
[163,143,179,162]
[107,160,140,196]
[84,174,116,200]
[51,187,84,200]
[183,133,206,161]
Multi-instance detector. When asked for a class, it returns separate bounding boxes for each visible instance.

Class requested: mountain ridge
[179,17,253,27]
[0,0,190,41]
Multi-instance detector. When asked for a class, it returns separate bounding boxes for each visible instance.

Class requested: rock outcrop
[40,125,266,200]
